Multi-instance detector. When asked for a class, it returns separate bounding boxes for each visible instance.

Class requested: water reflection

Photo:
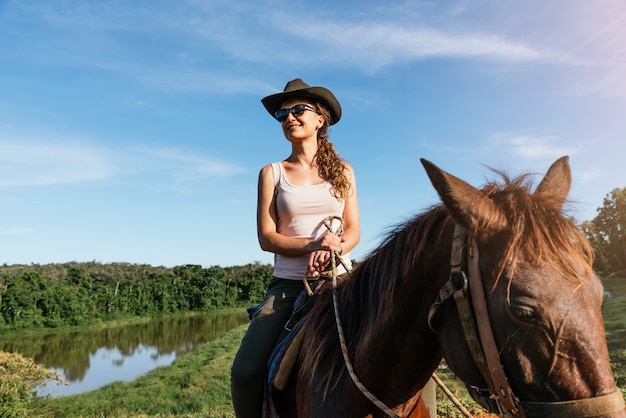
[0,311,249,397]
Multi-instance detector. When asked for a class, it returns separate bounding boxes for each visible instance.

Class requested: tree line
[0,262,273,332]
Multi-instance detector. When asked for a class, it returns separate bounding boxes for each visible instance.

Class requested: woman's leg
[231,278,304,418]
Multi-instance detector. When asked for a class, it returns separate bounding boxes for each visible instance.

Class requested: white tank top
[272,162,352,280]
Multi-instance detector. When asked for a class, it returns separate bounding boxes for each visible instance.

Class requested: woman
[230,78,360,418]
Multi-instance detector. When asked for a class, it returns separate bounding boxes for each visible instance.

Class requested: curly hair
[314,103,352,201]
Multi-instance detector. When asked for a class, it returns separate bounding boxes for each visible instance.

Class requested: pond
[0,310,249,397]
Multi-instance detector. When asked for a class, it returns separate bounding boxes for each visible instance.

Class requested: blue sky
[1,0,625,268]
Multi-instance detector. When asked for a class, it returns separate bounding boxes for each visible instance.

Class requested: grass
[30,277,626,417]
[601,275,626,399]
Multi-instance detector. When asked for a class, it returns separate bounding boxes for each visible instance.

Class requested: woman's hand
[307,231,342,276]
[307,250,331,277]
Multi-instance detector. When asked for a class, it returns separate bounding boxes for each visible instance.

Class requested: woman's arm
[256,164,322,256]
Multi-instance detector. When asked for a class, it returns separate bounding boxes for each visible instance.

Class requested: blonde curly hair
[314,103,352,201]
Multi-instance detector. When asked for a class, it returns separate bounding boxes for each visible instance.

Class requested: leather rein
[428,224,625,417]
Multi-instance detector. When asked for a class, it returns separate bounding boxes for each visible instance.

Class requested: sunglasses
[274,104,318,122]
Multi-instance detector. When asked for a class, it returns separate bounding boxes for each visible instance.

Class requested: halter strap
[465,229,521,416]
[448,224,522,416]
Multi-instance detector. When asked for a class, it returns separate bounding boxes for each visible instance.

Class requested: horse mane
[298,168,594,396]
[481,170,594,287]
[299,205,454,395]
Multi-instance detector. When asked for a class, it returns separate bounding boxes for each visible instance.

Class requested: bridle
[428,224,625,417]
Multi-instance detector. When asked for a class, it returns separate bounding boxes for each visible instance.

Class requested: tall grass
[602,275,626,399]
[30,277,626,417]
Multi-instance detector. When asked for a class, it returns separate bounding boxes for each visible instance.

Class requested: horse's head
[422,156,625,417]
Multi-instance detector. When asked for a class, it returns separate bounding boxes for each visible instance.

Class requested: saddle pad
[266,316,306,392]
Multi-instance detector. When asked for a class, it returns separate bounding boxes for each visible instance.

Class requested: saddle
[266,280,324,392]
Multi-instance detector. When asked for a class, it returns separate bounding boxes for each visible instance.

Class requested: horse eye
[509,304,543,326]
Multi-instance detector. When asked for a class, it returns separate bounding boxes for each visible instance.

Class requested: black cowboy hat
[261,78,342,125]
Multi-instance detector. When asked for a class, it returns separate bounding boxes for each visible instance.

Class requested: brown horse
[272,156,625,417]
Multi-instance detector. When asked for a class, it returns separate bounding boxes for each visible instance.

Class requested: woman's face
[278,98,325,142]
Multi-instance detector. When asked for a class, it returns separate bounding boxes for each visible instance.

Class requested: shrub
[0,351,66,418]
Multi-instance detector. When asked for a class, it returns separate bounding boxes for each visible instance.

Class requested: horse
[271,156,625,417]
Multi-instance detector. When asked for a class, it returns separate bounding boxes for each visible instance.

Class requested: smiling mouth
[285,125,301,133]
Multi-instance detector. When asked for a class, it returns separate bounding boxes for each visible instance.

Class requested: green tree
[581,187,626,275]
[153,273,177,313]
[1,272,49,329]
[227,263,273,304]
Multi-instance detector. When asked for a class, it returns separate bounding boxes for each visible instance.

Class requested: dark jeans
[231,277,305,418]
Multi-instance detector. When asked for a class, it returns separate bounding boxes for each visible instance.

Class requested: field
[30,276,626,417]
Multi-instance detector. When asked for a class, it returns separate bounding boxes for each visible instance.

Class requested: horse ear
[533,156,571,212]
[421,158,507,236]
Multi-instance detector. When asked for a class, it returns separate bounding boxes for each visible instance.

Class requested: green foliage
[582,187,626,275]
[0,351,66,418]
[0,262,273,333]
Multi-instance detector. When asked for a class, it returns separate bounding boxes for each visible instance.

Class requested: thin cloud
[12,1,551,80]
[0,140,113,187]
[577,167,605,183]
[0,138,246,188]
[133,147,247,182]
[136,69,271,94]
[569,63,626,101]
[286,21,546,70]
[488,133,581,161]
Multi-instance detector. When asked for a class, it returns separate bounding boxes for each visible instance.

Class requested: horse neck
[341,209,453,358]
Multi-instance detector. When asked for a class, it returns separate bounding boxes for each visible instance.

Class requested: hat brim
[261,86,342,125]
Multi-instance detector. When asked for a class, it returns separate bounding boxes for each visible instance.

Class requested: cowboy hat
[261,78,342,125]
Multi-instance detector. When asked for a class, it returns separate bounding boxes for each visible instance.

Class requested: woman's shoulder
[259,163,271,177]
[259,161,282,174]
[259,162,284,187]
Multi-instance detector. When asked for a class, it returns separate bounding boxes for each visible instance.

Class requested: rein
[428,224,626,418]
[318,216,468,418]
[313,216,401,418]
